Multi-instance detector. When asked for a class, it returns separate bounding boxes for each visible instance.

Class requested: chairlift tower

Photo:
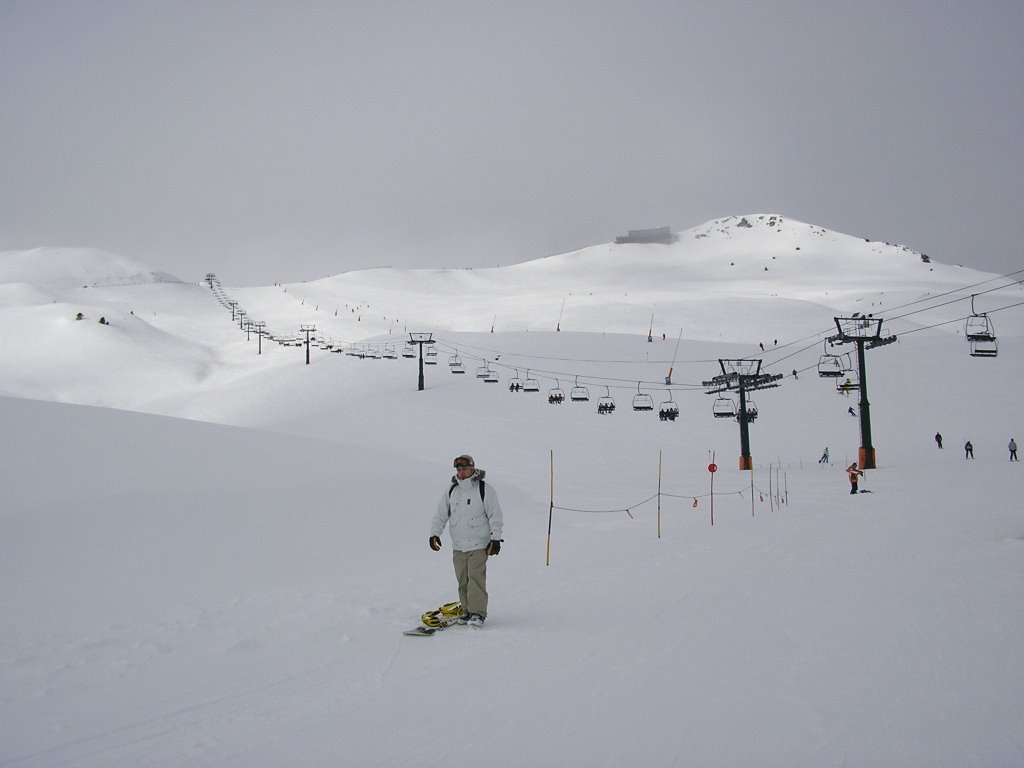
[300,324,316,365]
[252,321,265,354]
[227,300,238,321]
[829,316,896,470]
[409,332,436,391]
[703,359,782,470]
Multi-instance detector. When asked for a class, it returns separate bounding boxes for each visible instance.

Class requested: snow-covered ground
[2,216,1023,767]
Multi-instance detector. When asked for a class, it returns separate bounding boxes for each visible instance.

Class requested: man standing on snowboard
[429,454,503,627]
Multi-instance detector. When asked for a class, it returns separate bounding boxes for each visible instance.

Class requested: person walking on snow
[935,432,943,449]
[1010,438,1019,462]
[964,440,974,459]
[847,462,864,494]
[429,455,503,627]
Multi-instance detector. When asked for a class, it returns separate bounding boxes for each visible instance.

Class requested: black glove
[486,539,502,556]
[429,535,442,551]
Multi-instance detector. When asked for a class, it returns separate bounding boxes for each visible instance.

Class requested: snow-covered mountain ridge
[1,213,1019,417]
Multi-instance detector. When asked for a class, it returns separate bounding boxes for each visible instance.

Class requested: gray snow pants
[453,548,488,617]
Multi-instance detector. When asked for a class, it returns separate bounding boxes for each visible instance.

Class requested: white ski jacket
[430,469,503,552]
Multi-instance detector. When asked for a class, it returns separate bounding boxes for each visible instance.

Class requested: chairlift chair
[713,396,737,419]
[659,393,680,421]
[597,387,616,415]
[744,400,759,421]
[570,376,590,402]
[817,353,847,377]
[507,371,524,391]
[836,373,860,394]
[523,371,540,392]
[965,314,996,342]
[425,348,438,364]
[970,338,999,358]
[548,382,565,404]
[965,295,998,344]
[484,369,499,383]
[402,344,416,358]
[475,365,490,379]
[632,383,654,412]
[383,344,398,359]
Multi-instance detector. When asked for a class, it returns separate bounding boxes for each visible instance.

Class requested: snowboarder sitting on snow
[847,462,864,494]
[429,455,503,628]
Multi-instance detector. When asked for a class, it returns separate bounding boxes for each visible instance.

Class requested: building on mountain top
[615,226,674,245]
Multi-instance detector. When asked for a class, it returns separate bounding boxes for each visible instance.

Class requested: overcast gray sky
[2,1,1021,285]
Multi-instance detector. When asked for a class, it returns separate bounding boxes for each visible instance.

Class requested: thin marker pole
[657,450,663,539]
[710,450,715,527]
[546,450,554,566]
[750,468,755,518]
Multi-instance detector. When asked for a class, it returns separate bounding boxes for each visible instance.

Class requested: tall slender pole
[409,334,434,391]
[737,383,752,470]
[657,450,663,539]
[856,338,875,469]
[750,470,755,518]
[546,450,554,566]
[832,316,894,469]
[710,451,716,526]
[300,325,315,365]
[417,343,425,391]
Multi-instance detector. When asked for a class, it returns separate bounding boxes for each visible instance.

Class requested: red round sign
[708,463,718,473]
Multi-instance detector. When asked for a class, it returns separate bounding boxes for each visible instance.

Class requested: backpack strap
[447,479,486,516]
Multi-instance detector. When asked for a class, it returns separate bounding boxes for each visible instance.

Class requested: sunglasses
[454,462,473,469]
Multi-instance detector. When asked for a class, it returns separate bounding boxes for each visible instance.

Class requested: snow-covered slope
[2,220,1023,766]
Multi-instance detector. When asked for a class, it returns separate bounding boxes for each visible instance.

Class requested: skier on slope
[429,455,503,627]
[847,462,864,495]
